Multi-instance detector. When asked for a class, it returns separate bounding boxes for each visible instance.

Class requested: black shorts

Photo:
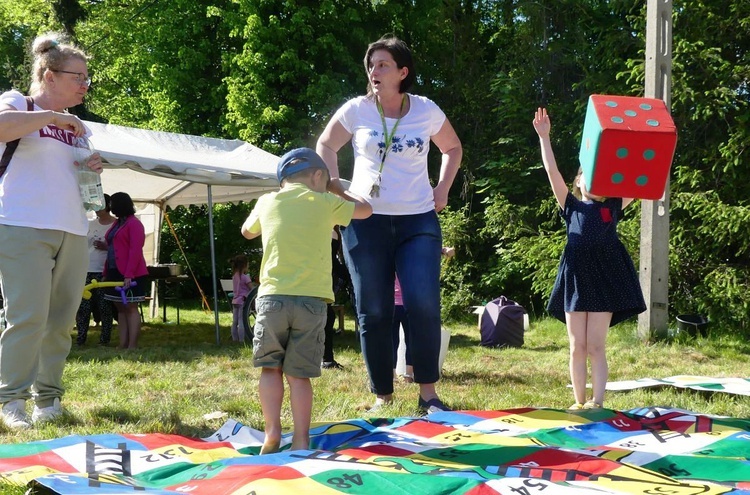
[102,266,148,304]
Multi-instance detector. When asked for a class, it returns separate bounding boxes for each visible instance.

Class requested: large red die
[578,95,677,200]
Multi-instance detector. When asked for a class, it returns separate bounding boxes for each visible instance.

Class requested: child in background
[532,108,645,410]
[231,254,254,342]
[392,246,454,383]
[322,226,348,370]
[241,148,371,454]
[391,275,413,382]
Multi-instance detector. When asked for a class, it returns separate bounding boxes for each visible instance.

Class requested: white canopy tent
[85,121,279,342]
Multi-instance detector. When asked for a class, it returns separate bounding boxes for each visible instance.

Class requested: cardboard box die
[579,95,677,200]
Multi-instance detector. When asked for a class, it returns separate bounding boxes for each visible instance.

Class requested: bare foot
[260,439,280,455]
[290,436,310,451]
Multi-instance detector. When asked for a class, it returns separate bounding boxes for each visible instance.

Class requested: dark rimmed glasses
[52,70,91,88]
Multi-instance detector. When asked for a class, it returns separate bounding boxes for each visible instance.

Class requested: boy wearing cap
[241,147,371,454]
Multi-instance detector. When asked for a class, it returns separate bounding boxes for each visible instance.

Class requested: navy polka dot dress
[547,192,646,326]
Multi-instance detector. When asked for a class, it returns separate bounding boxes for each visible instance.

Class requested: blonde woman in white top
[0,32,103,428]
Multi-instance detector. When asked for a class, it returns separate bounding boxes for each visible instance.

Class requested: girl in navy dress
[533,108,645,410]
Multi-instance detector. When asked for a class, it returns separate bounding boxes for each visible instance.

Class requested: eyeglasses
[52,70,91,87]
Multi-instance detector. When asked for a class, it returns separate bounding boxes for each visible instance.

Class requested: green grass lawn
[2,302,750,448]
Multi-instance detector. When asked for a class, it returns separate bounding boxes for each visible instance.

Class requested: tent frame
[87,120,278,344]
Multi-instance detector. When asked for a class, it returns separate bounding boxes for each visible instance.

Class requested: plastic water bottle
[72,136,104,211]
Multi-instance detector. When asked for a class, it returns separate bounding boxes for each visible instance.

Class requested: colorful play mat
[603,375,750,395]
[2,405,750,494]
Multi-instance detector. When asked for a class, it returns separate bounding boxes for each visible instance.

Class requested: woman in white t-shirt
[75,194,116,346]
[0,32,103,429]
[317,35,462,414]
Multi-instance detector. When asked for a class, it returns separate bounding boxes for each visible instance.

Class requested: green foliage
[76,0,235,134]
[439,205,485,322]
[621,0,750,329]
[438,0,750,332]
[2,0,749,332]
[159,202,260,288]
[223,0,378,153]
[670,192,750,328]
[440,0,648,319]
[0,1,60,91]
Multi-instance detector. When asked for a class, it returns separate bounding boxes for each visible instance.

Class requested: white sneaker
[366,397,392,414]
[32,398,63,424]
[1,399,31,429]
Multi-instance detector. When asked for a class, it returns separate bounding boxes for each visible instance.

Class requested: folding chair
[219,279,234,306]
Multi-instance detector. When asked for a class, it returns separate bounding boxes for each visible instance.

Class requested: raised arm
[532,108,568,209]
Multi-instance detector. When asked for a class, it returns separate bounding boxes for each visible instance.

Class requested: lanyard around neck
[375,93,407,175]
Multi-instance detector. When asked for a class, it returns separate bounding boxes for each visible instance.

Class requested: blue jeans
[392,305,412,367]
[342,211,442,395]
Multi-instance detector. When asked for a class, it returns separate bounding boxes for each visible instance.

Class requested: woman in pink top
[231,254,253,342]
[102,192,149,350]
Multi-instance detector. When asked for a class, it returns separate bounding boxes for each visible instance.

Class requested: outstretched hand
[532,107,551,138]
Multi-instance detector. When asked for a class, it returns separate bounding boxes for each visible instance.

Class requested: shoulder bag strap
[0,96,35,178]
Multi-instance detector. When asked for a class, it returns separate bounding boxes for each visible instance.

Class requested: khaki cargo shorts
[252,295,327,378]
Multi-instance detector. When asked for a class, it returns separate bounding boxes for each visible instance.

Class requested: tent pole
[149,204,164,319]
[207,185,221,344]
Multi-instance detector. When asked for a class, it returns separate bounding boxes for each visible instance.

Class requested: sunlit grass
[2,302,749,448]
